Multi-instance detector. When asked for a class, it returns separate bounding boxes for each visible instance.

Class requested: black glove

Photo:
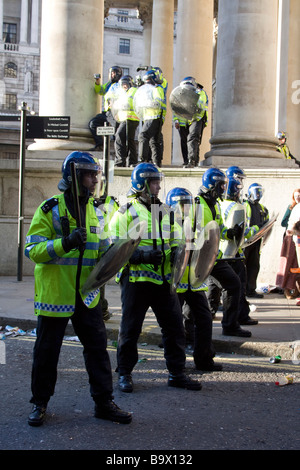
[129,249,163,265]
[142,249,163,265]
[62,227,87,252]
[227,223,243,240]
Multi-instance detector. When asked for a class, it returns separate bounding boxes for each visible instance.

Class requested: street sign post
[14,107,70,281]
[17,103,28,281]
[97,124,115,197]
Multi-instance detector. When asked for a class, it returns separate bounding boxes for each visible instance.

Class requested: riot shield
[261,213,279,247]
[133,83,160,121]
[170,216,193,293]
[189,220,220,288]
[220,203,246,258]
[241,213,278,249]
[169,85,201,121]
[82,221,147,294]
[110,86,130,123]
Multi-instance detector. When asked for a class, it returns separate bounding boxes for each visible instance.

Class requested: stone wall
[1,155,299,288]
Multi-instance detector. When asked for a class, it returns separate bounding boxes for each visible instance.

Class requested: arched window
[4,62,17,78]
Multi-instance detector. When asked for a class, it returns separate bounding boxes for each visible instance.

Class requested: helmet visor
[144,171,165,201]
[75,162,102,173]
[76,160,102,197]
[225,181,243,202]
[249,186,264,201]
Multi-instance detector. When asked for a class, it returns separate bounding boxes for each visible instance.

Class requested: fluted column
[173,0,214,164]
[150,0,174,165]
[0,0,3,44]
[30,0,39,46]
[205,0,285,167]
[138,1,152,65]
[20,0,28,44]
[28,0,104,152]
[286,0,300,158]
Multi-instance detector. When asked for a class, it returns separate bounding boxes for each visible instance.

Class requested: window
[117,10,129,23]
[4,94,17,110]
[119,38,130,55]
[122,67,130,76]
[4,62,17,78]
[3,23,17,44]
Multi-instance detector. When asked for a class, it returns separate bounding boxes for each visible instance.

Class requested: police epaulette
[41,197,58,213]
[118,202,132,214]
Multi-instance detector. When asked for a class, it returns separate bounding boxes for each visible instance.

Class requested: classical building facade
[0,0,300,285]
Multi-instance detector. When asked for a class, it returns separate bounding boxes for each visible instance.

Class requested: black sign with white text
[26,116,70,139]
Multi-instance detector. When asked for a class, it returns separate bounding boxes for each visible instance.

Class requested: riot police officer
[133,70,166,167]
[89,66,123,150]
[166,187,223,371]
[109,163,202,393]
[197,168,251,337]
[244,183,269,298]
[219,177,259,325]
[25,151,132,426]
[173,77,208,167]
[112,75,139,167]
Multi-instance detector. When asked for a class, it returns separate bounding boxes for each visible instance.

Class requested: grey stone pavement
[0,276,300,359]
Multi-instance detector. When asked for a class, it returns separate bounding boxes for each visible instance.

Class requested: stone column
[173,0,214,164]
[204,0,288,168]
[0,0,3,44]
[28,0,104,153]
[150,0,174,165]
[286,0,300,158]
[20,0,28,44]
[138,1,152,65]
[30,0,39,46]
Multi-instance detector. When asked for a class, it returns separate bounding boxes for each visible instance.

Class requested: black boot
[94,400,132,424]
[28,404,47,427]
[118,374,133,393]
[168,373,202,390]
[222,327,252,337]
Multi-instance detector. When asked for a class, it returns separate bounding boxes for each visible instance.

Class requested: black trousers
[206,261,241,331]
[88,112,107,146]
[117,275,186,375]
[138,118,162,166]
[178,119,205,165]
[30,292,113,406]
[88,111,118,146]
[178,290,215,365]
[114,120,139,166]
[244,240,262,293]
[207,258,250,324]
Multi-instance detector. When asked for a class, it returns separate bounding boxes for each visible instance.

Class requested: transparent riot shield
[242,213,278,249]
[170,216,193,293]
[188,202,220,288]
[220,203,246,258]
[133,83,160,121]
[169,85,201,121]
[82,220,147,294]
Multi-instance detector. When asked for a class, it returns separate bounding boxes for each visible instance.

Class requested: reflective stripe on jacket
[117,86,139,122]
[25,194,110,317]
[109,198,179,284]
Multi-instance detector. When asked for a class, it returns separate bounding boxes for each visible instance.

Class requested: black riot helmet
[109,66,123,83]
[119,75,133,89]
[143,69,157,86]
